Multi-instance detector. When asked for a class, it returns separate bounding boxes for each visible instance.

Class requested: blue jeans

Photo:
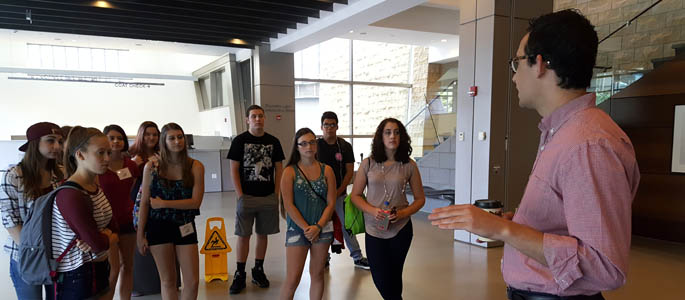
[10,258,48,300]
[336,194,363,260]
[46,260,110,300]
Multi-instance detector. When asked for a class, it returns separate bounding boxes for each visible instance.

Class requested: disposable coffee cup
[473,199,503,242]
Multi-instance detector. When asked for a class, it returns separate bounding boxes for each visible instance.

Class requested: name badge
[116,168,132,180]
[179,222,194,237]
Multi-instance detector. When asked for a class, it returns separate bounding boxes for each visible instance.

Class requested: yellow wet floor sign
[200,217,232,282]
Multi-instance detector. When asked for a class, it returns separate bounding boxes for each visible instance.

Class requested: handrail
[598,0,661,44]
[406,80,457,127]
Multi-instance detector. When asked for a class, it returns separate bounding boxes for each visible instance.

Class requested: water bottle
[377,200,391,231]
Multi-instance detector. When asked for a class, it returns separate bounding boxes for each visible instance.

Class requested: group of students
[226,105,426,300]
[2,121,205,300]
[1,104,426,300]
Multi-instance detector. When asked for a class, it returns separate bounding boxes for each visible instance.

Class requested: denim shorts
[285,228,334,247]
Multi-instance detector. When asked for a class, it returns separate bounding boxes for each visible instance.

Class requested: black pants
[365,220,413,300]
[507,287,605,300]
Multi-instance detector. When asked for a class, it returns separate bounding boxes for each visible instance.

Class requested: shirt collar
[538,93,596,134]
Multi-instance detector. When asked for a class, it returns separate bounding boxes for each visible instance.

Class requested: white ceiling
[339,5,459,63]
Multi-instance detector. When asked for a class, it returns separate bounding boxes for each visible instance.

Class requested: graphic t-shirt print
[243,143,274,182]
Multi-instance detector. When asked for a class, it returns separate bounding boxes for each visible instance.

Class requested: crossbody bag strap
[295,163,328,206]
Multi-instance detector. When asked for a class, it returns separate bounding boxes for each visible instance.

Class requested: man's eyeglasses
[297,140,317,147]
[508,55,550,73]
[322,123,337,129]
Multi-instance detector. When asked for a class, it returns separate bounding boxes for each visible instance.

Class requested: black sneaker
[354,257,370,270]
[251,267,270,288]
[229,270,246,294]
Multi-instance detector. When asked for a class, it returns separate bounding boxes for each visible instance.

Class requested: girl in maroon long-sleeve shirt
[99,124,141,300]
[49,126,118,300]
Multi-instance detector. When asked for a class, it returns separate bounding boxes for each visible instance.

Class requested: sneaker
[354,257,370,270]
[229,270,246,294]
[251,267,270,288]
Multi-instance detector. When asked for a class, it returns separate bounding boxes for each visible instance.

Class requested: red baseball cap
[18,122,62,152]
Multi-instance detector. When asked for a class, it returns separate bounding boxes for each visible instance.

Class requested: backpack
[18,182,80,285]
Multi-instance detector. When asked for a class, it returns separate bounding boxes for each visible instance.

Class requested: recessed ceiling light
[349,30,354,33]
[93,1,112,8]
[229,38,247,45]
[441,39,447,42]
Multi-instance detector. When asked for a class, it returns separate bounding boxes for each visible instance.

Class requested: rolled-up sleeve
[1,169,23,228]
[544,140,636,293]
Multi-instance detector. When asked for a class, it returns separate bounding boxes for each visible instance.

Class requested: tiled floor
[1,191,684,299]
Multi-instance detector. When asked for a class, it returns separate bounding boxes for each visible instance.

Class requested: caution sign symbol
[204,230,228,251]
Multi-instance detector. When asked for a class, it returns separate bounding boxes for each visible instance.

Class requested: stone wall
[554,0,685,70]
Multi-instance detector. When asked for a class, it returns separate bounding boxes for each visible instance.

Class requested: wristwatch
[314,224,322,231]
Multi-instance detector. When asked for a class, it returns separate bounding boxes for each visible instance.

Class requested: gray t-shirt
[359,158,416,239]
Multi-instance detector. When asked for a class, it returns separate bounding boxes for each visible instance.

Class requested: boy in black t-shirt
[227,105,285,294]
[316,111,369,270]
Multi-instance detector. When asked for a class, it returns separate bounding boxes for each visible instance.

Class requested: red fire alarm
[276,115,282,120]
[468,86,478,97]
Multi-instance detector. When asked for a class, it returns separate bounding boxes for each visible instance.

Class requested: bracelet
[314,224,322,231]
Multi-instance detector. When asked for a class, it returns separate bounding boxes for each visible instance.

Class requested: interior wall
[554,0,685,71]
[608,92,685,243]
[0,30,235,139]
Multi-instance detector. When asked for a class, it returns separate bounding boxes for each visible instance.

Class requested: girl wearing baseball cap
[1,122,64,299]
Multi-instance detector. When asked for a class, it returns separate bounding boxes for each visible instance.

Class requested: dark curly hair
[525,9,597,89]
[370,118,412,164]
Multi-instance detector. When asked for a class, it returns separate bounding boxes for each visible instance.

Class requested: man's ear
[535,54,548,78]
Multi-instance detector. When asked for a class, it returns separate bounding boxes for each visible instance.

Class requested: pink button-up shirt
[501,93,640,296]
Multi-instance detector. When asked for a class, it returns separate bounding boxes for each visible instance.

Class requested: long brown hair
[16,140,64,200]
[129,121,159,160]
[370,118,412,164]
[159,123,194,188]
[63,126,106,177]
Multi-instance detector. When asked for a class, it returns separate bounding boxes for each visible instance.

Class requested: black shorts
[146,218,198,246]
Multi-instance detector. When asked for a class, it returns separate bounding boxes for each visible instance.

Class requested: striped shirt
[52,185,113,272]
[1,166,60,261]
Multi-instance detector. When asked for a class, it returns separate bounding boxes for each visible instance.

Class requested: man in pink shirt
[429,9,640,300]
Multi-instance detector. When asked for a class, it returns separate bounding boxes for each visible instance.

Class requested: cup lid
[474,199,503,209]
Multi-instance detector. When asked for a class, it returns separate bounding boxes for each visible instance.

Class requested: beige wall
[554,0,685,71]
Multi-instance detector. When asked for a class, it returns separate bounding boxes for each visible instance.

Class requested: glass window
[53,46,66,69]
[91,48,105,71]
[104,49,119,72]
[40,45,53,68]
[294,38,349,80]
[295,81,350,135]
[78,47,92,70]
[27,44,41,68]
[352,85,410,135]
[353,40,411,83]
[351,137,373,168]
[65,47,79,69]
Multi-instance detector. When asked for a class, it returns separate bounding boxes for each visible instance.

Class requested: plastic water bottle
[377,200,391,231]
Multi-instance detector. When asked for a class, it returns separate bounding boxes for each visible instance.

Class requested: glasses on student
[508,55,550,73]
[297,140,317,147]
[322,123,338,128]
